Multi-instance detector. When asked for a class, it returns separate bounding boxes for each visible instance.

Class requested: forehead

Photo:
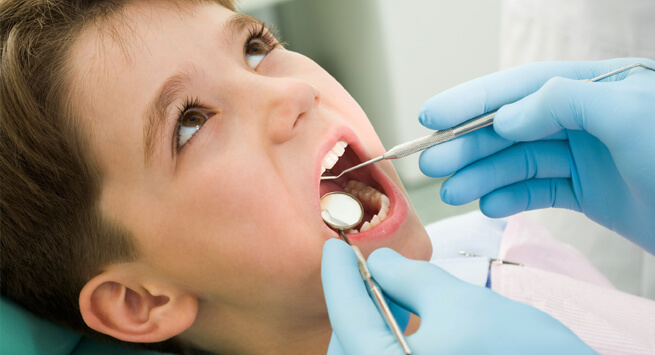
[66,1,234,168]
[70,1,230,81]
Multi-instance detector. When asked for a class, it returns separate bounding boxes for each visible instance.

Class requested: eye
[245,38,271,68]
[177,109,208,150]
[244,24,279,69]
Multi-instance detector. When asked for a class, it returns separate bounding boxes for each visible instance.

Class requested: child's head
[1,0,432,353]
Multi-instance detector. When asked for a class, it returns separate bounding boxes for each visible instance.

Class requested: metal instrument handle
[352,246,412,355]
[383,112,495,160]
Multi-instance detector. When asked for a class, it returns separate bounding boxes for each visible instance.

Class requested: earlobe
[79,268,198,343]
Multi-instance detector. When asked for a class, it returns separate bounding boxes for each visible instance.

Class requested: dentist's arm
[418,58,655,254]
[322,239,594,354]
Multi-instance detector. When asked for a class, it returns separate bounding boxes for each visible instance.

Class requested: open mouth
[319,141,391,234]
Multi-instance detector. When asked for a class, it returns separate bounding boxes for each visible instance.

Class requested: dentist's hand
[322,239,593,354]
[418,58,655,254]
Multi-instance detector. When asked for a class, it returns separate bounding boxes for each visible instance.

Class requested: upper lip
[316,128,364,185]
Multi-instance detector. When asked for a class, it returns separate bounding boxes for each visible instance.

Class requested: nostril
[266,79,320,143]
[312,89,321,108]
[292,85,320,129]
[292,112,303,128]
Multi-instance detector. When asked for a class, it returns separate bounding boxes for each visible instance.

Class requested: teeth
[334,140,347,155]
[344,180,391,232]
[323,151,339,170]
[321,141,348,173]
[360,221,372,232]
[378,197,389,220]
[318,140,391,233]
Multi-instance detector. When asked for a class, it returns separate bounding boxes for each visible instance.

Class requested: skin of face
[69,1,432,353]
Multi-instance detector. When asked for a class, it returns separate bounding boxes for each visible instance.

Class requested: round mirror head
[320,192,364,230]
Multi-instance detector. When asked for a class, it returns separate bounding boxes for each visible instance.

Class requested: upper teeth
[321,141,347,174]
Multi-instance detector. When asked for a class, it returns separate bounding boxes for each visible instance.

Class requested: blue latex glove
[322,239,594,354]
[418,58,655,254]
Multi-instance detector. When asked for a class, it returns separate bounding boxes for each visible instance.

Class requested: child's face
[70,0,431,343]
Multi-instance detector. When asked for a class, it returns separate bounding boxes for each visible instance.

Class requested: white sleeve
[426,211,507,287]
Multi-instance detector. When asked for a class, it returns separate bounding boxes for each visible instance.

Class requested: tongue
[320,180,345,197]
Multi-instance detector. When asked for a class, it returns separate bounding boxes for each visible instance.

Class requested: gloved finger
[327,332,346,355]
[417,59,638,131]
[419,128,568,178]
[367,249,506,346]
[366,248,472,320]
[321,239,403,355]
[439,140,573,205]
[327,332,347,355]
[495,58,655,142]
[385,294,411,334]
[367,250,595,353]
[419,126,512,178]
[479,178,581,218]
[418,62,575,130]
[326,306,409,355]
[495,78,609,141]
[419,58,649,132]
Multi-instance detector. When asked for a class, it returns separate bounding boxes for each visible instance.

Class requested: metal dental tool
[459,251,524,267]
[321,63,655,181]
[320,192,412,355]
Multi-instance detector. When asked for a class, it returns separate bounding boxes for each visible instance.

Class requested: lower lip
[348,164,407,242]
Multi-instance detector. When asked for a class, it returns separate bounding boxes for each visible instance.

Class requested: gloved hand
[322,239,594,354]
[418,58,655,254]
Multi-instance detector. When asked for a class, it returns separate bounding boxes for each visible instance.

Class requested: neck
[184,301,333,354]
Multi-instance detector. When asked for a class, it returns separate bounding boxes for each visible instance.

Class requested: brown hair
[1,0,234,353]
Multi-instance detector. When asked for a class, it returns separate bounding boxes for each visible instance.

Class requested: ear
[79,266,198,343]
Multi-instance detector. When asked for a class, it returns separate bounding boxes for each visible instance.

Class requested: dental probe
[321,63,655,181]
[459,251,523,266]
[320,192,412,355]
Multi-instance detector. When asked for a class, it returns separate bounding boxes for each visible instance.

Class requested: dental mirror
[319,191,413,354]
[320,192,363,243]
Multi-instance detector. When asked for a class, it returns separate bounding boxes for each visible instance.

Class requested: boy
[1,0,431,353]
[8,1,652,354]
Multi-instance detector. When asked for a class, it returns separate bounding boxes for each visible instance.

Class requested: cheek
[163,159,278,236]
[374,214,432,262]
[403,219,433,261]
[147,160,321,279]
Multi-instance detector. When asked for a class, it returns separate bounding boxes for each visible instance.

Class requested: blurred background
[240,0,498,224]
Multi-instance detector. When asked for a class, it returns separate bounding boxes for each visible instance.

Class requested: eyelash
[174,97,204,151]
[179,97,200,115]
[173,23,280,153]
[245,23,281,58]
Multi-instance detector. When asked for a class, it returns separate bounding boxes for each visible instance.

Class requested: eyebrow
[224,13,264,45]
[142,13,264,165]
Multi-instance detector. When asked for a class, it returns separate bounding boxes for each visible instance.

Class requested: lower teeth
[344,180,390,233]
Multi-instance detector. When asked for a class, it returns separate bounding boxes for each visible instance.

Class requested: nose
[260,78,321,144]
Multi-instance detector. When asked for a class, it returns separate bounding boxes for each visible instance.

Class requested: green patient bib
[1,296,167,354]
